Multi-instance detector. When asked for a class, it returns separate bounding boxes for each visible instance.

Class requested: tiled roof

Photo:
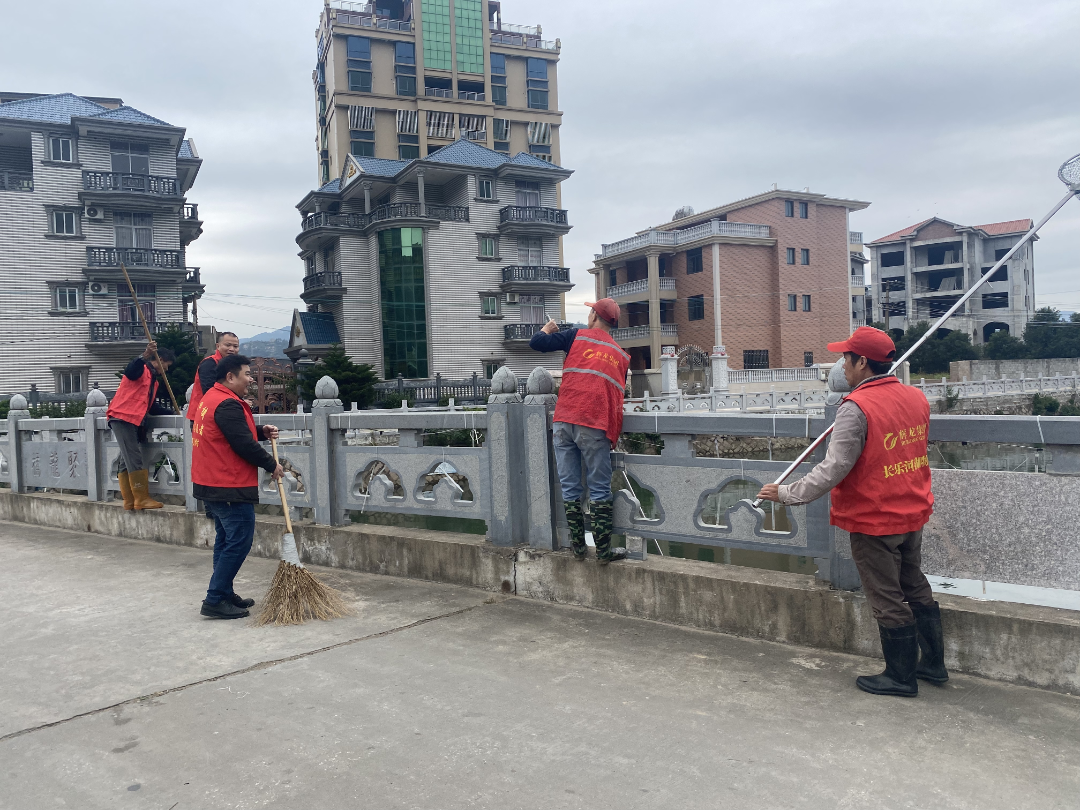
[299,312,340,345]
[0,92,107,123]
[91,105,172,126]
[869,218,935,244]
[508,151,563,169]
[425,138,507,169]
[973,219,1032,236]
[0,93,173,127]
[351,155,410,176]
[178,139,196,159]
[316,178,341,193]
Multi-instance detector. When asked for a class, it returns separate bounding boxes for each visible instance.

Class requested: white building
[0,92,203,395]
[867,217,1035,344]
[288,137,573,380]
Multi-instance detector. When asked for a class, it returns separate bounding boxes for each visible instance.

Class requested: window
[481,295,499,316]
[349,70,372,92]
[686,247,703,274]
[396,75,417,96]
[515,180,540,207]
[118,284,156,323]
[455,0,484,74]
[478,236,497,257]
[688,294,705,321]
[379,227,428,379]
[528,89,549,110]
[490,53,506,75]
[477,177,494,199]
[347,37,373,92]
[114,212,153,248]
[351,140,375,157]
[395,41,415,65]
[799,201,808,219]
[110,141,149,174]
[398,144,420,160]
[52,210,76,235]
[527,58,548,80]
[802,294,812,312]
[492,85,507,106]
[348,35,371,59]
[881,250,905,268]
[55,286,80,311]
[983,264,1008,282]
[427,144,443,156]
[323,245,336,272]
[57,370,84,394]
[427,111,455,139]
[396,108,419,136]
[786,247,796,265]
[493,118,510,142]
[804,352,814,367]
[520,294,545,323]
[517,236,542,265]
[788,294,797,311]
[305,255,316,275]
[744,350,770,370]
[785,200,795,217]
[995,248,1010,261]
[483,360,502,380]
[800,248,810,265]
[50,137,72,162]
[526,121,551,146]
[608,267,618,288]
[982,292,1009,309]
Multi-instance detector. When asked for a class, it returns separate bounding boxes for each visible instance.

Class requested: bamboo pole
[119,263,181,414]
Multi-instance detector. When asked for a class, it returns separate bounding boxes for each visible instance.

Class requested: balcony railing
[181,203,199,220]
[330,2,412,30]
[83,171,178,196]
[489,32,559,50]
[301,204,468,232]
[504,323,543,341]
[607,278,676,298]
[490,21,540,35]
[599,219,771,259]
[849,231,863,244]
[86,247,183,269]
[425,87,452,99]
[611,324,678,342]
[501,265,570,284]
[184,268,201,285]
[499,206,569,226]
[303,271,344,292]
[89,322,190,342]
[0,170,33,191]
[458,91,485,102]
[850,275,865,287]
[464,130,487,141]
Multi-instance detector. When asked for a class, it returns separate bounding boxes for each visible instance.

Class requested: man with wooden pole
[757,327,945,697]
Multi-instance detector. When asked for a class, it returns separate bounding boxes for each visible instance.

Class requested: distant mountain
[243,326,290,342]
[240,326,290,359]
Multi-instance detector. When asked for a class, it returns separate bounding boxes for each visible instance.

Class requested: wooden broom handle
[119,262,180,414]
[270,436,293,534]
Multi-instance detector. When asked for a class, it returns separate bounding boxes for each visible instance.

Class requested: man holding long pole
[757,327,946,697]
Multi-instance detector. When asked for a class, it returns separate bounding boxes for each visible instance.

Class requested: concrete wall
[952,358,1080,382]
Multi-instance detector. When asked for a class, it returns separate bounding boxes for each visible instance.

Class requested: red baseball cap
[827,326,896,362]
[585,298,620,326]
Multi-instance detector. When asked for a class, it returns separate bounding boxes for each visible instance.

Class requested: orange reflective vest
[106,364,158,425]
[191,384,261,489]
[830,376,934,535]
[553,329,630,446]
[188,350,222,418]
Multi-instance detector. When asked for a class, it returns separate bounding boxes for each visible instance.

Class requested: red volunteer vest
[191,383,261,489]
[106,365,158,425]
[187,350,222,418]
[553,329,630,446]
[830,376,934,535]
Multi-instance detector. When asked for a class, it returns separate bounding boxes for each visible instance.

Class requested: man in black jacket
[191,354,283,619]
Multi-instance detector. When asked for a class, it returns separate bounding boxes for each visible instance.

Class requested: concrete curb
[3,491,1078,694]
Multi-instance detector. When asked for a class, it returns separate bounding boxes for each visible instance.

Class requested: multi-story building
[0,92,204,395]
[849,230,873,332]
[312,0,562,183]
[287,137,572,380]
[589,189,870,393]
[867,217,1035,344]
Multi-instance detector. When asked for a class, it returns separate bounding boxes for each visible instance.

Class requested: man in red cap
[530,298,631,564]
[757,326,947,697]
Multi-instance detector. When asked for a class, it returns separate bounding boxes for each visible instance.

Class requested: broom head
[254,533,353,626]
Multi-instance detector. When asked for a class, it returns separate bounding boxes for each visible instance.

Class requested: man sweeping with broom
[757,326,948,697]
[191,354,283,619]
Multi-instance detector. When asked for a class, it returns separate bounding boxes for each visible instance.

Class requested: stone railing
[4,377,1080,594]
[86,246,183,269]
[0,170,34,191]
[82,171,178,196]
[599,219,772,260]
[915,374,1080,401]
[301,204,469,232]
[607,278,676,298]
[849,231,863,244]
[624,386,828,414]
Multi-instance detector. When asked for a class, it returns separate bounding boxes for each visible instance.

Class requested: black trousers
[850,529,935,628]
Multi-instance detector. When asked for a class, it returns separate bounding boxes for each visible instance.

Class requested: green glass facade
[454,0,485,74]
[421,0,452,72]
[379,228,428,379]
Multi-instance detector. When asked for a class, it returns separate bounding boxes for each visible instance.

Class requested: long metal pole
[752,188,1078,507]
[119,263,181,414]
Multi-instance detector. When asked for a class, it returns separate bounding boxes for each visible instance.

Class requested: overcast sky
[4,0,1078,336]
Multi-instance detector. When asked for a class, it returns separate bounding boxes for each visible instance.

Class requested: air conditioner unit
[88,281,110,296]
[84,204,105,221]
[505,293,519,304]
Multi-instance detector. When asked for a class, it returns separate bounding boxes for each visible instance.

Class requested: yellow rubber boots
[117,471,135,510]
[130,469,163,510]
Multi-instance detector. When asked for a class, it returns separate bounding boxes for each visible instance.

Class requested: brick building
[589,189,869,393]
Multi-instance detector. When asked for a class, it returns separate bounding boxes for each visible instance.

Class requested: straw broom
[255,437,351,626]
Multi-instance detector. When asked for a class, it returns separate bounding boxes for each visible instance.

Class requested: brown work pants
[849,529,935,628]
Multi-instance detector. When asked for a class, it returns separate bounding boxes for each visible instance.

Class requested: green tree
[984,330,1027,360]
[1023,307,1080,359]
[152,325,201,409]
[893,321,977,375]
[298,344,378,408]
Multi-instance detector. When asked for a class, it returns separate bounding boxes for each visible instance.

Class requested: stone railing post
[84,389,109,502]
[660,349,678,394]
[710,345,729,391]
[523,367,558,550]
[486,367,528,547]
[182,384,198,512]
[311,375,346,526]
[6,394,29,494]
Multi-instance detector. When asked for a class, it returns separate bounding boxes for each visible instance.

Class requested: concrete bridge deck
[1,521,1078,809]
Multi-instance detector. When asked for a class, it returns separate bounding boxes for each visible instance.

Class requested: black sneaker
[597,548,629,566]
[229,593,256,609]
[201,600,250,620]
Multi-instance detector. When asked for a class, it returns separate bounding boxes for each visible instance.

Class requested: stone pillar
[711,241,723,348]
[363,180,372,214]
[660,348,678,394]
[6,394,29,494]
[646,252,661,369]
[311,375,346,526]
[416,169,426,217]
[711,345,729,391]
[84,389,109,502]
[182,384,198,512]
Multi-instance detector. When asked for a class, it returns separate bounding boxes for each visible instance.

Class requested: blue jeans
[204,501,256,605]
[553,422,613,504]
